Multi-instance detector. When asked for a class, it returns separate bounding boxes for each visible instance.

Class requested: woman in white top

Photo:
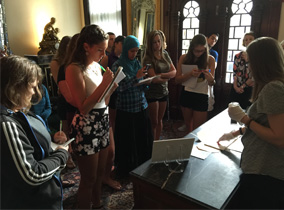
[175,34,215,133]
[65,25,116,209]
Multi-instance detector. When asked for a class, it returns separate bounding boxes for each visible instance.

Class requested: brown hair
[246,37,284,102]
[242,31,256,47]
[0,55,43,111]
[143,30,169,65]
[183,34,209,69]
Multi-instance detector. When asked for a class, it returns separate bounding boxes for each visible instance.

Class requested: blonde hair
[143,30,169,65]
[242,31,256,47]
[246,37,284,102]
[0,55,43,111]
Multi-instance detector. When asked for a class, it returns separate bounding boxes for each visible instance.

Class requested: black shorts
[147,95,168,103]
[180,89,208,112]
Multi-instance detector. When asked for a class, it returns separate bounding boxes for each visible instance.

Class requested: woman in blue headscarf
[112,35,154,178]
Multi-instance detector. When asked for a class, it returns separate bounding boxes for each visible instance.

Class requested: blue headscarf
[119,35,141,77]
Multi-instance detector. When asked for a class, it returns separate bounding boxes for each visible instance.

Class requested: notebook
[151,138,195,163]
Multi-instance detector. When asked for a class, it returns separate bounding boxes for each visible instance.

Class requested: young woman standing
[175,34,215,133]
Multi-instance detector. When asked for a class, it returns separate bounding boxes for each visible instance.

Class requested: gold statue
[38,17,60,55]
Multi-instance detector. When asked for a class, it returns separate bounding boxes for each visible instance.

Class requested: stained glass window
[182,1,200,54]
[226,0,253,83]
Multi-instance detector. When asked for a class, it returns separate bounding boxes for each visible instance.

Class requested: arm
[203,55,215,86]
[241,114,284,148]
[65,64,113,115]
[1,120,68,186]
[49,60,60,84]
[175,54,200,84]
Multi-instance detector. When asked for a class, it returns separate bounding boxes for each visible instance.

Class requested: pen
[59,120,62,135]
[100,65,106,72]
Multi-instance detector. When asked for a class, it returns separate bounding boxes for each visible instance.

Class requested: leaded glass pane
[183,18,191,28]
[245,27,251,33]
[245,2,253,12]
[231,4,238,14]
[188,8,195,17]
[192,0,199,8]
[225,73,231,83]
[183,29,187,39]
[229,27,234,38]
[193,7,200,16]
[231,15,240,26]
[228,39,238,50]
[235,27,245,38]
[183,40,190,50]
[227,62,234,72]
[241,14,251,25]
[227,50,233,62]
[237,2,246,14]
[195,28,199,35]
[187,29,195,39]
[192,17,199,28]
[183,8,189,17]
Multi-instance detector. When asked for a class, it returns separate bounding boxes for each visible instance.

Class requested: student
[207,32,219,66]
[218,37,284,209]
[229,31,255,110]
[175,34,215,133]
[100,35,125,190]
[0,55,69,209]
[112,35,154,178]
[142,30,176,140]
[106,32,116,55]
[65,25,117,209]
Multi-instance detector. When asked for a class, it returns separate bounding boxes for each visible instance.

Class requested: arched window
[226,0,253,83]
[181,1,200,54]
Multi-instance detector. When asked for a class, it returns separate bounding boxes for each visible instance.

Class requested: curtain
[88,0,122,36]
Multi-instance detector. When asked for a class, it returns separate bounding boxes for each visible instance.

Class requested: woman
[112,35,153,178]
[50,35,71,83]
[65,25,116,209]
[218,37,284,209]
[142,30,176,140]
[100,35,125,190]
[175,34,215,133]
[0,55,69,209]
[229,31,255,110]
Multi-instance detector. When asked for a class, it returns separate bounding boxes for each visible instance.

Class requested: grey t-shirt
[143,51,172,99]
[241,80,284,180]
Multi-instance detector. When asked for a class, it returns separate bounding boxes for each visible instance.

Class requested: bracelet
[239,127,243,135]
[245,118,253,129]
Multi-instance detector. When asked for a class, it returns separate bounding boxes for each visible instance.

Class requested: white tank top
[83,62,106,109]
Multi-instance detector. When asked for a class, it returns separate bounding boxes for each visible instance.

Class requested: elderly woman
[0,55,69,209]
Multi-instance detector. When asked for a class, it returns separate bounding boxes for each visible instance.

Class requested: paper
[51,138,75,151]
[181,64,198,88]
[134,75,161,86]
[98,66,126,102]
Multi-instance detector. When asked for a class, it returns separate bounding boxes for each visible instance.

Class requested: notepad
[50,138,75,151]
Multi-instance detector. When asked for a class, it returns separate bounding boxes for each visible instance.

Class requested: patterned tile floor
[62,119,187,209]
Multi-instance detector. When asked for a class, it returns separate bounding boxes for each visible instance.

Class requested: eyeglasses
[193,49,205,53]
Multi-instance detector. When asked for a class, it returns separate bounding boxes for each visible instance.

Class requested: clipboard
[98,66,125,102]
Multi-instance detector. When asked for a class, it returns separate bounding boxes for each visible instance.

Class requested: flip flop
[62,180,75,188]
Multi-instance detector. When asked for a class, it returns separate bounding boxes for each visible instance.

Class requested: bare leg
[147,102,159,140]
[77,154,98,209]
[181,107,194,133]
[103,127,121,190]
[92,148,108,207]
[156,101,167,140]
[192,110,208,130]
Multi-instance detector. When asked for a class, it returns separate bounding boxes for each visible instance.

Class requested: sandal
[62,180,75,188]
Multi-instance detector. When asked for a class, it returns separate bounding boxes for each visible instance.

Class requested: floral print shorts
[70,108,109,156]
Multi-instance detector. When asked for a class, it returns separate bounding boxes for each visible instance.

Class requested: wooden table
[130,109,242,209]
